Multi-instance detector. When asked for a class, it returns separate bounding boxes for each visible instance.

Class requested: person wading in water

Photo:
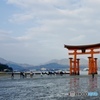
[11,72,14,79]
[92,73,94,79]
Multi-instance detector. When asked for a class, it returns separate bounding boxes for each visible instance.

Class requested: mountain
[0,58,24,71]
[35,63,69,71]
[46,58,88,66]
[7,63,25,71]
[19,64,34,68]
[0,57,99,71]
[0,58,70,71]
[0,63,13,72]
[44,58,100,70]
[0,58,8,64]
[44,58,88,70]
[46,58,69,65]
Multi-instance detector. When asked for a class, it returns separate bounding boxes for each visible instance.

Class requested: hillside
[0,57,99,71]
[0,63,13,72]
[0,58,24,71]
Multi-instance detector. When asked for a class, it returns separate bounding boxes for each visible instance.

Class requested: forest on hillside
[0,63,13,72]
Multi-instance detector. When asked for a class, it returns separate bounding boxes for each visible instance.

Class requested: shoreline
[0,72,100,80]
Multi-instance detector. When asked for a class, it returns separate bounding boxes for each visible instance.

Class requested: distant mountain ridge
[46,58,88,66]
[0,63,13,72]
[0,57,99,71]
[0,58,8,64]
[0,58,24,71]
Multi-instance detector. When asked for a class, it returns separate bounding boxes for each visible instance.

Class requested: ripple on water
[0,75,100,100]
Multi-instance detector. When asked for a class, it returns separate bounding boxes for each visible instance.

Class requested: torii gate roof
[64,43,100,50]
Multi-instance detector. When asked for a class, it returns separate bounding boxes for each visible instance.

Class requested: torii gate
[64,43,100,75]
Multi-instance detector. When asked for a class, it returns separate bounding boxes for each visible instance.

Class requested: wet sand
[0,74,100,100]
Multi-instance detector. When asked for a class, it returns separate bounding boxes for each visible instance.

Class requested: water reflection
[69,77,80,92]
[88,76,98,92]
[69,76,98,93]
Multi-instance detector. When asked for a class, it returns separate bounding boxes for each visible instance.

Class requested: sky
[0,0,100,65]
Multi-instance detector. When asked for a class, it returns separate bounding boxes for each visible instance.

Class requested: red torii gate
[64,43,100,75]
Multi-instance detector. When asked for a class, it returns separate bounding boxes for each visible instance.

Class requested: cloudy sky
[0,0,100,65]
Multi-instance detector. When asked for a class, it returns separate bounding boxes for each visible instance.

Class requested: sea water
[0,74,100,100]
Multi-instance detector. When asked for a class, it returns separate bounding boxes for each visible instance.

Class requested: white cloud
[6,0,100,39]
[16,36,32,41]
[1,0,100,64]
[0,29,30,43]
[0,29,14,42]
[0,29,12,35]
[69,35,85,42]
[7,0,60,7]
[9,13,33,23]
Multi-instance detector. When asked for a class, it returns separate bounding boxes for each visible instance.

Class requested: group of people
[20,72,27,78]
[11,71,95,79]
[11,71,34,79]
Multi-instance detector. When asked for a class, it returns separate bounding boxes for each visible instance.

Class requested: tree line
[0,63,13,72]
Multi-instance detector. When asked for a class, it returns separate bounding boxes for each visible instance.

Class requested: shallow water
[0,75,100,100]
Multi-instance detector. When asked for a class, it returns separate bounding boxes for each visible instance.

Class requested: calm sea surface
[0,74,100,100]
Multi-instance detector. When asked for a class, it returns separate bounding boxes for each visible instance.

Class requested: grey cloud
[2,0,100,64]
